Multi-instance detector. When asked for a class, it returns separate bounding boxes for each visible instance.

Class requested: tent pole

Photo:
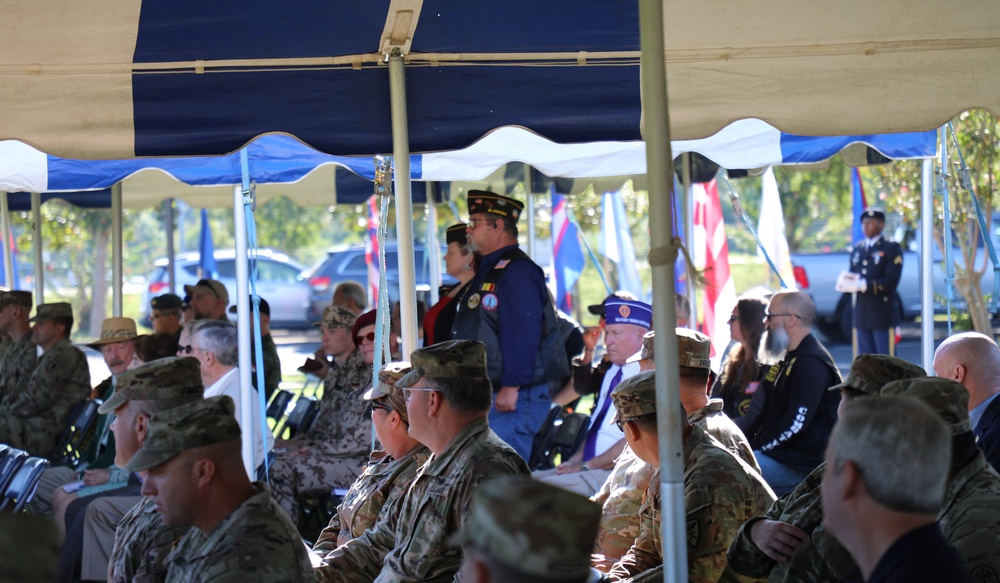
[525,166,536,260]
[639,1,684,582]
[921,158,935,371]
[111,183,123,317]
[0,191,13,289]
[165,198,176,295]
[682,153,696,326]
[426,184,441,308]
[232,185,255,479]
[388,49,419,357]
[31,192,44,305]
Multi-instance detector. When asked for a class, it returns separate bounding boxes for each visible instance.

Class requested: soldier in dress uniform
[848,208,903,355]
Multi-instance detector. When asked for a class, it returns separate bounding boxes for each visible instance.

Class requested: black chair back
[53,399,102,466]
[282,396,318,439]
[528,405,565,471]
[1,457,50,513]
[551,412,591,460]
[0,448,27,496]
[266,390,294,422]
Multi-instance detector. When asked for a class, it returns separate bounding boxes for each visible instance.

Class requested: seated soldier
[126,396,312,580]
[311,362,431,570]
[604,371,776,582]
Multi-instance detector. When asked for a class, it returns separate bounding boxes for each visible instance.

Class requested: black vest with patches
[451,247,569,390]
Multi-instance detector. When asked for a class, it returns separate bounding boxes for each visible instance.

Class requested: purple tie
[582,367,624,461]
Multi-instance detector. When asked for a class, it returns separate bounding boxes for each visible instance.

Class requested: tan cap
[183,278,229,304]
[87,317,144,349]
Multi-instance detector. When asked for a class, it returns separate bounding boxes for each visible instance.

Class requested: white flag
[756,167,796,288]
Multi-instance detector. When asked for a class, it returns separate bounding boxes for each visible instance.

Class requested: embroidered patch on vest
[467,293,481,309]
[482,293,498,311]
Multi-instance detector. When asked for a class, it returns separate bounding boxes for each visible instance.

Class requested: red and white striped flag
[693,179,736,362]
[365,196,380,307]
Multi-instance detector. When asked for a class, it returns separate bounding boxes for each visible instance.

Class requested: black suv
[301,242,455,319]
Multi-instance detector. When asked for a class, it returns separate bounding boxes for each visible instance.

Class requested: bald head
[770,290,815,326]
[933,332,1000,409]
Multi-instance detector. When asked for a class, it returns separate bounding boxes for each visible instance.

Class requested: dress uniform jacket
[849,237,903,330]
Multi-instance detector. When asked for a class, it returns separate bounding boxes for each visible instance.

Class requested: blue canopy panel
[126,2,642,157]
[779,131,937,164]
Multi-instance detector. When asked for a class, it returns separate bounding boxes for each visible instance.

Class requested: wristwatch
[581,463,590,472]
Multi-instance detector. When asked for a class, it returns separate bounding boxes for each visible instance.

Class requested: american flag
[365,196,380,306]
[693,179,736,361]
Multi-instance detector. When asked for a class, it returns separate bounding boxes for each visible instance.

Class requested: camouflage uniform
[108,496,189,583]
[0,336,90,459]
[605,371,777,583]
[313,445,431,555]
[260,332,282,398]
[0,331,35,407]
[269,347,373,522]
[690,398,760,474]
[591,445,656,572]
[165,482,312,582]
[456,477,602,581]
[0,513,59,583]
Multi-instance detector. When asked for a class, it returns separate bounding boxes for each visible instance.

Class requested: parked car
[140,249,313,329]
[302,242,456,319]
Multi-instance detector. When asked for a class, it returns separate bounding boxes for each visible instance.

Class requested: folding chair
[0,448,27,496]
[1,456,50,513]
[550,412,591,463]
[53,399,102,466]
[278,396,318,440]
[528,405,566,471]
[266,389,294,423]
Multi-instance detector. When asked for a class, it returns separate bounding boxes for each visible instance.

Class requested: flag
[0,230,19,289]
[551,189,585,313]
[672,177,687,297]
[599,190,642,298]
[756,167,796,287]
[365,196,380,306]
[851,167,868,245]
[693,179,736,361]
[198,209,218,280]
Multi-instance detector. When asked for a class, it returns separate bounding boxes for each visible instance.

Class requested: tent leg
[639,1,685,582]
[921,158,935,371]
[232,185,255,480]
[165,198,176,295]
[388,49,419,358]
[426,184,440,308]
[111,183,123,317]
[0,191,13,289]
[525,166,536,260]
[31,192,44,304]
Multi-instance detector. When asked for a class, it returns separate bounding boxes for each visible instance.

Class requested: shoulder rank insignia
[894,255,902,265]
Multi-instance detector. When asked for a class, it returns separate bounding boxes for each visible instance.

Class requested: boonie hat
[87,317,144,349]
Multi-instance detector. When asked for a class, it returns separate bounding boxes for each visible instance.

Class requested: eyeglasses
[356,332,376,344]
[466,218,493,229]
[727,314,739,323]
[177,345,194,355]
[402,387,439,401]
[764,312,800,322]
[370,401,393,414]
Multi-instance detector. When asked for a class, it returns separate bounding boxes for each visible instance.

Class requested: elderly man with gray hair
[821,396,974,582]
[181,319,272,473]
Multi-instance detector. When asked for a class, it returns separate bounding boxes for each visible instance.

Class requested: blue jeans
[755,451,811,497]
[488,382,552,462]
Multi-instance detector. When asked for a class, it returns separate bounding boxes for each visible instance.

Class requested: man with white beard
[734,290,841,496]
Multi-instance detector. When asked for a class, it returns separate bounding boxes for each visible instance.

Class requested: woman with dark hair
[712,296,768,419]
[422,224,479,345]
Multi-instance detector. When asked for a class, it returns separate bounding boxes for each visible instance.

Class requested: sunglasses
[356,331,376,344]
[370,401,393,414]
[177,345,194,355]
[727,314,739,323]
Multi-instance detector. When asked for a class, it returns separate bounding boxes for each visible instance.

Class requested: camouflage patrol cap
[98,356,204,414]
[467,190,524,224]
[28,302,72,323]
[0,290,32,310]
[610,370,657,425]
[829,354,927,395]
[124,395,240,472]
[363,361,412,401]
[879,377,972,435]
[313,305,357,329]
[0,513,58,582]
[150,293,183,311]
[395,339,487,388]
[456,477,601,580]
[625,329,712,368]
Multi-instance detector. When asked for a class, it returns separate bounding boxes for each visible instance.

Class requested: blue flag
[851,168,868,245]
[551,189,585,313]
[199,209,218,280]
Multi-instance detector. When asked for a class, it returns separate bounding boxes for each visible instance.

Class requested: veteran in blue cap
[845,206,903,355]
[450,190,569,461]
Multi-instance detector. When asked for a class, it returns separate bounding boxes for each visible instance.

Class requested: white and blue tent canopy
[0,121,936,208]
[0,1,995,160]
